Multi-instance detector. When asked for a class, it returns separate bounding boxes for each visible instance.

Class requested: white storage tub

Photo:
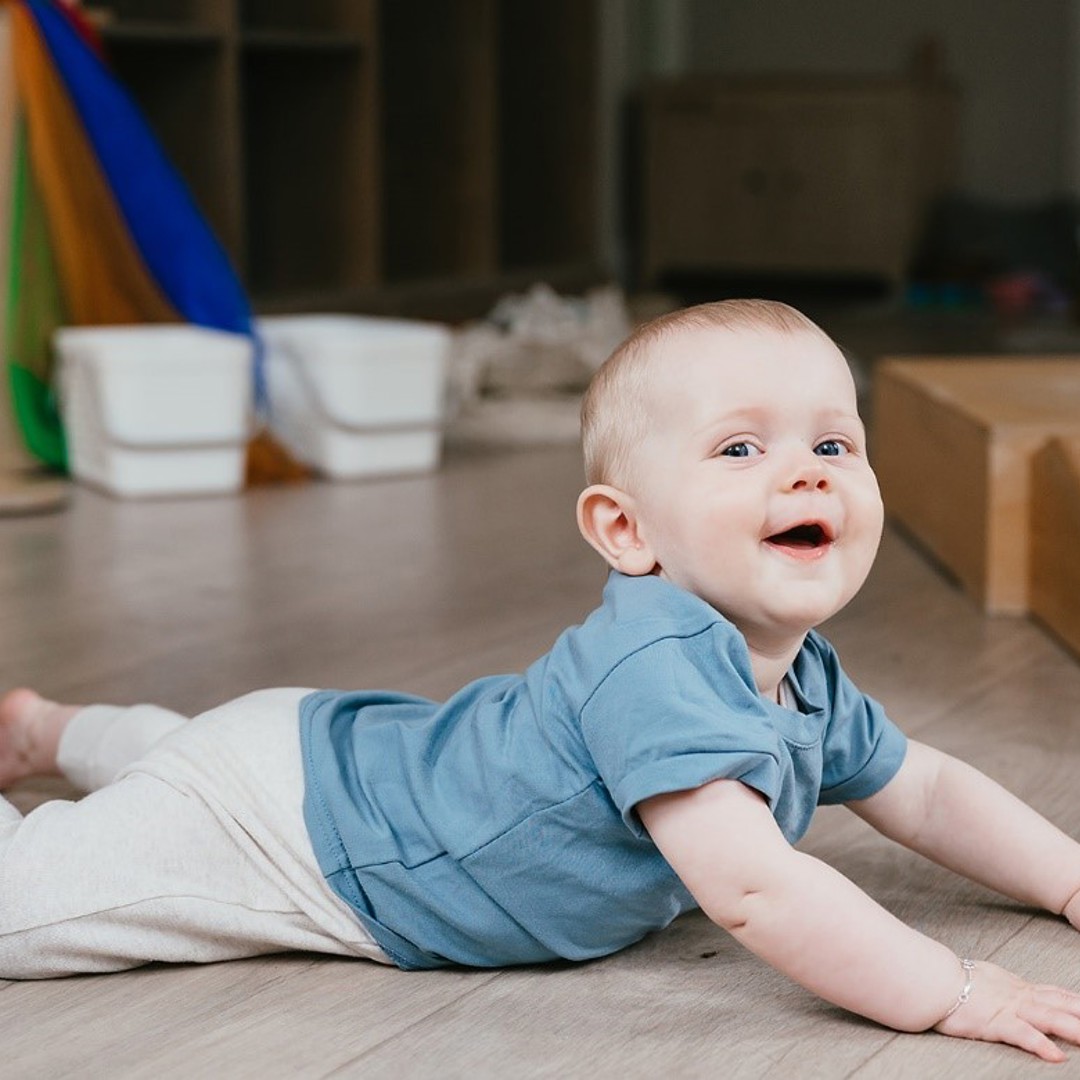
[55,324,254,498]
[258,314,451,480]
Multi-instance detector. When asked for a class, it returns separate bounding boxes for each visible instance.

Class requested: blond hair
[580,299,831,487]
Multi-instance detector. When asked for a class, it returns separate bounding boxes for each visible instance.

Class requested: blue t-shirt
[300,572,907,970]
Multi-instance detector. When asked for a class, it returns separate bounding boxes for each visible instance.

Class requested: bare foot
[0,689,79,788]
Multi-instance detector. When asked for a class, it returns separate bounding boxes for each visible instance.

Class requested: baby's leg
[0,688,185,792]
[58,701,190,792]
[0,689,79,788]
[0,688,388,978]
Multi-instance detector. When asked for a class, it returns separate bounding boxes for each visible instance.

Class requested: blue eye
[814,439,847,457]
[720,442,761,458]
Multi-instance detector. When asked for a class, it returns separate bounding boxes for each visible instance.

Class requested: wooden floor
[4,442,1080,1078]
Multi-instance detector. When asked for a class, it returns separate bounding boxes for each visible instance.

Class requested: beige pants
[0,688,389,978]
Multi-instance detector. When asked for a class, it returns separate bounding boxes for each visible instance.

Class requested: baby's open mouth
[764,522,833,550]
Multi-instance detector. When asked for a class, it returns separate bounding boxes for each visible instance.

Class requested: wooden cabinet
[642,76,957,287]
[95,0,599,318]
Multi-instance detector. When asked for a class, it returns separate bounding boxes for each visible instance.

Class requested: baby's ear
[576,485,658,576]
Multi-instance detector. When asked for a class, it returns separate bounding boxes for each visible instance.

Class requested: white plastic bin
[258,315,450,480]
[55,324,253,498]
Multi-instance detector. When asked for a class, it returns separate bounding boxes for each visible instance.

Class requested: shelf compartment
[497,0,598,270]
[104,38,243,261]
[242,50,374,298]
[379,0,497,283]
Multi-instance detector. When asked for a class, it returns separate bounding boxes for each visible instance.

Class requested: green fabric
[8,363,64,467]
[5,120,66,469]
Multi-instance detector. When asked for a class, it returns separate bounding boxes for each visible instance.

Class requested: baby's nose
[787,454,830,492]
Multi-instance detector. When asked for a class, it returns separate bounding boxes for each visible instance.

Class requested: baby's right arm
[638,778,1080,1062]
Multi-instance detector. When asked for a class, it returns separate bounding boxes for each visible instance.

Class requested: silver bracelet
[940,958,976,1020]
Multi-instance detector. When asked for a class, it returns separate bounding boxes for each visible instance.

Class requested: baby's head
[577,299,884,648]
[581,299,830,488]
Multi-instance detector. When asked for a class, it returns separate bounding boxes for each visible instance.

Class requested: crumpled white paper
[446,283,632,446]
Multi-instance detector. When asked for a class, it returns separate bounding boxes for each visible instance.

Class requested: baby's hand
[934,961,1080,1062]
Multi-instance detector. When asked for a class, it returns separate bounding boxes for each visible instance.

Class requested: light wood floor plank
[0,956,502,1078]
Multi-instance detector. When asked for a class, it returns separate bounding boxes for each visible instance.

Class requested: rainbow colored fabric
[1,0,252,468]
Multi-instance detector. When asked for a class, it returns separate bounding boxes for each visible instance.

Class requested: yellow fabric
[9,2,177,326]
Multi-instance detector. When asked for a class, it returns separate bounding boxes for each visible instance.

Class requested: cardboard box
[259,315,450,480]
[1030,436,1080,656]
[873,357,1080,613]
[56,324,253,498]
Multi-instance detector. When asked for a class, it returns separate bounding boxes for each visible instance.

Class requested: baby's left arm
[849,740,1080,927]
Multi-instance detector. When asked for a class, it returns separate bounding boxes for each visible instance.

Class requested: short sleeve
[813,637,907,804]
[579,628,783,837]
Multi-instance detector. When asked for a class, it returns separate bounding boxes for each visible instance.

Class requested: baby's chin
[750,586,862,636]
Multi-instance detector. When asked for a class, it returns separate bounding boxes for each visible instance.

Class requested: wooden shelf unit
[94,0,601,318]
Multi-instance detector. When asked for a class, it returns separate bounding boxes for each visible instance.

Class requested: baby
[3,299,1080,1062]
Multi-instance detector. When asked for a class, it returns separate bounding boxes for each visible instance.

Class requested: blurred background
[78,0,1080,332]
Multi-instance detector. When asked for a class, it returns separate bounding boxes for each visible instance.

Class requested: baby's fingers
[1020,989,1080,1058]
[1006,1020,1067,1065]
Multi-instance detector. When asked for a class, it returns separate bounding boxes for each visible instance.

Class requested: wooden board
[1030,436,1080,657]
[873,357,1080,613]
